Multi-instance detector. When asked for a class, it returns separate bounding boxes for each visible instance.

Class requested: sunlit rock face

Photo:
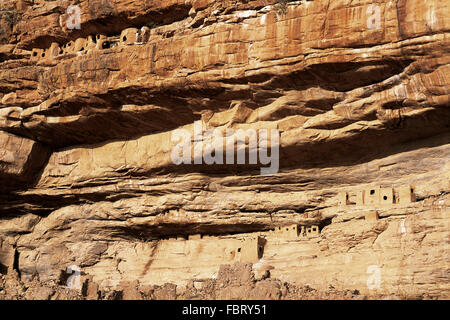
[0,0,449,299]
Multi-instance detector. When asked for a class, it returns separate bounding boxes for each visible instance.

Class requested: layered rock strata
[0,0,449,299]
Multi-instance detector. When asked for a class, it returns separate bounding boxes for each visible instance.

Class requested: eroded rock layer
[0,0,449,299]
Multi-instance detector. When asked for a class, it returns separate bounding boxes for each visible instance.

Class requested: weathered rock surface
[0,0,449,299]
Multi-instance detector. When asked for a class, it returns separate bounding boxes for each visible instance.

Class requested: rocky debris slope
[0,0,449,299]
[0,262,404,300]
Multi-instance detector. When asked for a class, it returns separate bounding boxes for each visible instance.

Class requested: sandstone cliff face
[0,0,449,299]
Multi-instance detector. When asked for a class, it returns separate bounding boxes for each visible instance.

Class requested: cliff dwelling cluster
[157,222,321,266]
[162,185,416,267]
[30,26,153,61]
[141,186,416,267]
[28,2,316,62]
[270,224,320,238]
[159,234,266,264]
[338,185,416,207]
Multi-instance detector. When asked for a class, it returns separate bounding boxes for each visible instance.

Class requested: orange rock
[0,0,449,300]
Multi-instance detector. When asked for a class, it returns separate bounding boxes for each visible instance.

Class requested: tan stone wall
[340,186,416,207]
[366,186,381,205]
[73,38,87,53]
[356,190,365,206]
[398,185,416,204]
[364,211,379,221]
[380,187,394,206]
[338,192,350,206]
[120,28,139,45]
